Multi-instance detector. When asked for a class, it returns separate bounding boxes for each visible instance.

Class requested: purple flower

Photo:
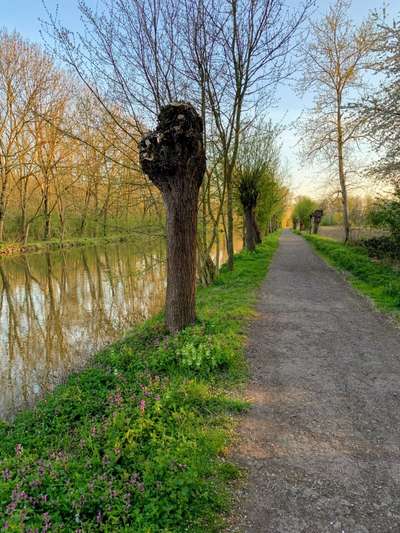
[109,390,123,406]
[96,511,103,524]
[2,469,11,481]
[139,400,146,414]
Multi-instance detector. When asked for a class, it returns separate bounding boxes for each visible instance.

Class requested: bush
[359,236,400,260]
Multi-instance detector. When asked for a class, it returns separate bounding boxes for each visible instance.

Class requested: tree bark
[140,102,205,333]
[336,95,350,243]
[244,207,257,252]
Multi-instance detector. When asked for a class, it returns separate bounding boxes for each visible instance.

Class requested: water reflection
[0,240,166,420]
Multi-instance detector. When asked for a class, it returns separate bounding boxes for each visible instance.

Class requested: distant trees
[298,0,374,242]
[0,30,160,244]
[292,196,316,231]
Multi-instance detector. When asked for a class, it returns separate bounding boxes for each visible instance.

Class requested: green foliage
[234,120,288,233]
[0,234,280,532]
[366,189,400,240]
[359,236,400,261]
[293,196,317,230]
[304,233,400,316]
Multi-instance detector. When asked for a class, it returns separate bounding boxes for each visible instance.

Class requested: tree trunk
[244,207,257,252]
[140,102,205,333]
[313,219,320,234]
[226,172,234,270]
[336,95,350,243]
[253,217,262,244]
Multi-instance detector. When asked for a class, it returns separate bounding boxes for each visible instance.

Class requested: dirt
[230,230,400,532]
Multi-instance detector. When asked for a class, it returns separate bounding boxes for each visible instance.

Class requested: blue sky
[1,0,398,198]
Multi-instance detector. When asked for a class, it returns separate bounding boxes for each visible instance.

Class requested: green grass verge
[303,233,400,318]
[0,233,280,532]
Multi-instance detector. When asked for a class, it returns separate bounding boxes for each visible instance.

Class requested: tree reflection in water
[0,239,166,420]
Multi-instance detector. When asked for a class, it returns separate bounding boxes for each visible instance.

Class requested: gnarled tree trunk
[140,102,206,333]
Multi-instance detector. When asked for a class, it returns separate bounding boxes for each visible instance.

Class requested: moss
[0,233,280,532]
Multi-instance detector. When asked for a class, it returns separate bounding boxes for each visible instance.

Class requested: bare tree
[179,0,311,267]
[0,31,57,241]
[298,0,374,242]
[44,0,311,268]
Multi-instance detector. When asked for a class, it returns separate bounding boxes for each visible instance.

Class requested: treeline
[0,31,161,244]
[1,0,300,261]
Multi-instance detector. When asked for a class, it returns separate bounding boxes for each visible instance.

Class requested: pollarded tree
[298,0,374,242]
[235,120,286,249]
[292,196,316,231]
[238,173,262,252]
[139,102,206,333]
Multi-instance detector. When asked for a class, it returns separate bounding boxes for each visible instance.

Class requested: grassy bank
[0,227,164,257]
[0,233,280,532]
[303,233,400,318]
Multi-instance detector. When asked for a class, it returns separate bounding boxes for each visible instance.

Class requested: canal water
[0,235,241,420]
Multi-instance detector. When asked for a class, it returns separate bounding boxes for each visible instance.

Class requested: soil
[230,230,400,532]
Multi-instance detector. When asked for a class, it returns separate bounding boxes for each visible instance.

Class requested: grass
[0,233,280,532]
[302,233,400,318]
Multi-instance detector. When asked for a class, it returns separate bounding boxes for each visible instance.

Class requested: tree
[356,13,400,187]
[44,0,311,272]
[298,0,373,242]
[235,120,286,250]
[238,175,261,252]
[0,30,58,241]
[292,196,316,231]
[139,102,205,333]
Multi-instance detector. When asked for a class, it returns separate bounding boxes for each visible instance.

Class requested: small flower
[2,468,11,481]
[109,390,123,406]
[15,443,23,456]
[139,400,146,414]
[155,395,161,401]
[129,473,139,485]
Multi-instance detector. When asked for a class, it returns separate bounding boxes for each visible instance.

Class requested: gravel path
[231,230,400,532]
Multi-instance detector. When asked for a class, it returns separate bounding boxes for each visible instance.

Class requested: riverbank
[303,233,400,319]
[0,233,279,532]
[0,227,165,257]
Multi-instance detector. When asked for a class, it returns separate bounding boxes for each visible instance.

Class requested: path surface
[232,231,400,532]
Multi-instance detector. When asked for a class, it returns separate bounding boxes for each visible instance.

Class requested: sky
[1,0,398,198]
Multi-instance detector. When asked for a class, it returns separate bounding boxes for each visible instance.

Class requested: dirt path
[231,231,400,533]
